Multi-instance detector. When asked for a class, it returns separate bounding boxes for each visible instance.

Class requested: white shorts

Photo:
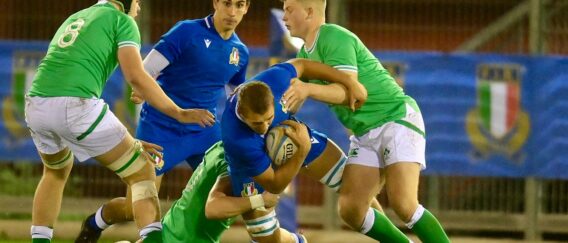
[346,104,426,169]
[25,96,127,162]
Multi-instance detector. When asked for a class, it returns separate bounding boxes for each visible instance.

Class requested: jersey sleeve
[226,139,271,178]
[254,63,297,98]
[320,29,358,73]
[229,47,249,86]
[153,21,188,63]
[116,15,141,49]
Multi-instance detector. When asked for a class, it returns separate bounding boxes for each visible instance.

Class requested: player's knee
[106,140,155,183]
[338,196,368,228]
[388,197,418,222]
[245,210,279,240]
[130,180,158,204]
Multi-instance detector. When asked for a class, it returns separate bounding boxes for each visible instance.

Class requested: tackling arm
[205,176,279,219]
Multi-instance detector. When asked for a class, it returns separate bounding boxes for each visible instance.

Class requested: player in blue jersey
[220,59,389,243]
[76,0,251,241]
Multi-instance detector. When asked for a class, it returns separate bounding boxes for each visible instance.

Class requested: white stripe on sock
[359,208,375,234]
[31,225,53,239]
[95,206,110,229]
[405,204,425,229]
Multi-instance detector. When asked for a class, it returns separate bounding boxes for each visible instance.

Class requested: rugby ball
[265,125,297,166]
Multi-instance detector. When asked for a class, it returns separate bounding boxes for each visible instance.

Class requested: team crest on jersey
[465,63,530,163]
[241,182,259,196]
[2,52,44,139]
[279,98,288,113]
[383,62,407,87]
[229,47,240,66]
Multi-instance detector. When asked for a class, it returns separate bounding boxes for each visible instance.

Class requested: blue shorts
[136,115,221,176]
[230,127,328,196]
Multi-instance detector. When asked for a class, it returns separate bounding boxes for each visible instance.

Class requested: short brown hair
[237,81,274,115]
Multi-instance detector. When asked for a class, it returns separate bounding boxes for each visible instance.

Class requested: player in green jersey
[161,141,281,243]
[280,0,450,242]
[25,1,214,242]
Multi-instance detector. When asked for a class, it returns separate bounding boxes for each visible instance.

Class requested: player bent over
[25,0,213,242]
[221,59,408,242]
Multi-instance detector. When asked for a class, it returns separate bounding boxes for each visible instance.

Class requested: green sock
[31,239,51,243]
[409,206,450,243]
[362,208,410,243]
[142,230,163,243]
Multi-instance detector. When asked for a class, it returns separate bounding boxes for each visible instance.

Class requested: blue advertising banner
[1,41,567,179]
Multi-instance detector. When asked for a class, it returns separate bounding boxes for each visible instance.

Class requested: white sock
[95,206,110,229]
[359,208,375,234]
[139,222,162,239]
[405,204,425,229]
[31,225,53,239]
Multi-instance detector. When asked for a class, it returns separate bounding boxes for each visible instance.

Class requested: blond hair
[283,0,326,16]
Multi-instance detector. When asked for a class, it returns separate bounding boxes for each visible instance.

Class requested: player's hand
[130,90,144,104]
[347,81,367,111]
[281,120,311,154]
[283,79,309,113]
[176,109,216,127]
[261,191,280,208]
[138,140,163,165]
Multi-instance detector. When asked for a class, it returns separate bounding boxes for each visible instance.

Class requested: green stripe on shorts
[394,119,426,138]
[76,104,108,141]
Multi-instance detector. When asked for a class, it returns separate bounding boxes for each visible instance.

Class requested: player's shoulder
[230,33,250,54]
[320,24,358,40]
[171,18,206,32]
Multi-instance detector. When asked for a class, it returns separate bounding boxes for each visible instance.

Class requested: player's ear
[306,7,313,19]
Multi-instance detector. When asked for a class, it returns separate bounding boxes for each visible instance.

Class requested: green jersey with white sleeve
[298,24,419,136]
[28,2,140,98]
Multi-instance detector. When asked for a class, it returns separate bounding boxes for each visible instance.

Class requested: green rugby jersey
[28,2,140,98]
[298,24,419,136]
[162,142,234,243]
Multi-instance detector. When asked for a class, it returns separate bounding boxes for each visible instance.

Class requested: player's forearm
[128,73,181,120]
[292,58,356,89]
[205,196,252,219]
[306,83,348,105]
[265,150,308,194]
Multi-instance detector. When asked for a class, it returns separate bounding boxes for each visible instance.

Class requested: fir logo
[383,62,407,88]
[3,52,44,139]
[229,47,240,66]
[241,182,259,197]
[383,147,391,161]
[348,148,359,158]
[466,64,530,162]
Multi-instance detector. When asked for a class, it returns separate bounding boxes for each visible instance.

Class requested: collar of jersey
[304,25,322,54]
[204,14,236,41]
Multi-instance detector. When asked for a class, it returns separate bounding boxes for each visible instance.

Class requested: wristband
[249,194,265,210]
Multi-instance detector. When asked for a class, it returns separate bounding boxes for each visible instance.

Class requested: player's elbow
[205,202,226,220]
[264,184,286,194]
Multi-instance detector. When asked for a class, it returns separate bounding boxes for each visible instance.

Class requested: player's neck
[213,16,235,40]
[217,29,234,40]
[304,22,324,51]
